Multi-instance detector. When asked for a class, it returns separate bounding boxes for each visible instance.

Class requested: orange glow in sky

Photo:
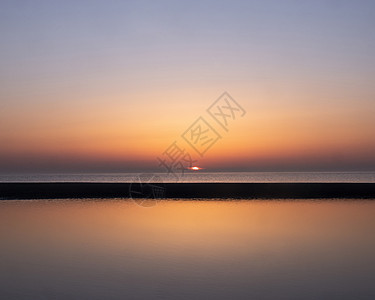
[1,1,375,173]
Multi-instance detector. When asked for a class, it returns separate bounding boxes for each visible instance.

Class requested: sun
[189,166,202,171]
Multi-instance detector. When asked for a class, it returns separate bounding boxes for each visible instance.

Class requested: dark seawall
[1,183,375,199]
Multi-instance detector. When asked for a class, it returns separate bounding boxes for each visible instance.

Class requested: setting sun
[189,166,202,171]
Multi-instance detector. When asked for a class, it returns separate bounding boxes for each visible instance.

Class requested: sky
[1,0,375,173]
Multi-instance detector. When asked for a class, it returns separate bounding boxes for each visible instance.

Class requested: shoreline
[1,182,375,200]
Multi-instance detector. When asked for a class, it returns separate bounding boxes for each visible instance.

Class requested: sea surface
[0,199,374,300]
[1,171,375,183]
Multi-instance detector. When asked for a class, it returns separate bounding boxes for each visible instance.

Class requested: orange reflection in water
[1,199,375,299]
[1,199,375,260]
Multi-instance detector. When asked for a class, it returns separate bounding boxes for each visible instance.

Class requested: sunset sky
[1,0,375,172]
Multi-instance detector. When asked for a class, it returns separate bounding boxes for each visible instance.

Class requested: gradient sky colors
[1,0,375,172]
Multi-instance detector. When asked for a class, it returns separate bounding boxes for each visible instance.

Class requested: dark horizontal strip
[1,182,375,199]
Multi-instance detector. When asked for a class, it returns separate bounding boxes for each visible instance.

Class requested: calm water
[1,172,375,183]
[0,199,374,299]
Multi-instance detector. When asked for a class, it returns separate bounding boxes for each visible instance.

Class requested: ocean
[1,171,375,183]
[1,172,375,299]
